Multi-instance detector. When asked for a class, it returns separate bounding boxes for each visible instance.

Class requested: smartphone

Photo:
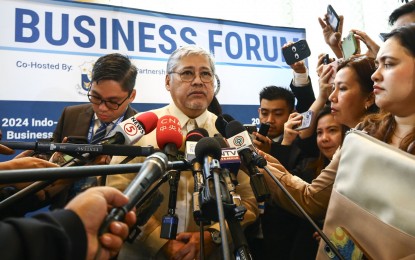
[327,5,340,32]
[324,227,368,260]
[322,59,340,84]
[255,122,270,139]
[294,111,313,130]
[243,124,257,134]
[282,39,311,65]
[379,32,387,42]
[341,32,358,59]
[323,54,330,65]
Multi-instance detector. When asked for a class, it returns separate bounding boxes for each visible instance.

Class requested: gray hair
[166,45,216,74]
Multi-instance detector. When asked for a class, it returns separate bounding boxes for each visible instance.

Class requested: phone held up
[294,111,313,131]
[341,32,358,60]
[255,123,270,142]
[282,39,311,65]
[243,124,257,134]
[327,5,340,32]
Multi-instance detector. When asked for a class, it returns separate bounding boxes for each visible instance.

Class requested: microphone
[101,111,159,145]
[156,115,183,239]
[195,137,229,221]
[214,135,241,179]
[225,120,270,202]
[156,115,183,161]
[99,152,168,234]
[184,128,210,224]
[215,114,234,137]
[0,142,154,157]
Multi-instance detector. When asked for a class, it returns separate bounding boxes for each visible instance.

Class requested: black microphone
[99,152,168,235]
[215,114,234,137]
[184,128,210,224]
[225,120,270,202]
[0,141,155,157]
[195,137,229,221]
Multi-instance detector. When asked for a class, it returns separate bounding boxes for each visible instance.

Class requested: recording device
[282,39,311,65]
[243,124,257,134]
[99,152,168,235]
[341,32,358,59]
[294,110,313,131]
[327,5,340,32]
[156,115,183,239]
[225,120,270,202]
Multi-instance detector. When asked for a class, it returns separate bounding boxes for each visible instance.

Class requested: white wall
[93,0,403,94]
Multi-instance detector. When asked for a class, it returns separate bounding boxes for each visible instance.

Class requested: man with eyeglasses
[45,53,138,207]
[107,45,258,260]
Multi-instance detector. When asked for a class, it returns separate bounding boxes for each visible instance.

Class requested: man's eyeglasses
[169,70,214,83]
[87,89,131,110]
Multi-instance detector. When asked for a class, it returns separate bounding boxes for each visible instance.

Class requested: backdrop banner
[0,0,306,162]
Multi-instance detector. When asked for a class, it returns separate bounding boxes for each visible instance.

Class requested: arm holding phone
[351,29,380,58]
[318,13,344,59]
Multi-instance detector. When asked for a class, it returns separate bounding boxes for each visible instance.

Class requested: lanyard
[87,113,125,143]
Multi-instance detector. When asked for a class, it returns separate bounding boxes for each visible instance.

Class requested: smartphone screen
[327,5,340,32]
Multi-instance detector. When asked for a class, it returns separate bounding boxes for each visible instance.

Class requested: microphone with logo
[156,115,184,239]
[99,152,168,235]
[225,120,270,202]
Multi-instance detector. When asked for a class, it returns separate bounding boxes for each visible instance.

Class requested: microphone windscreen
[213,135,229,148]
[186,128,209,142]
[156,115,183,149]
[222,114,235,123]
[225,120,246,138]
[136,112,159,134]
[215,116,227,137]
[195,137,222,163]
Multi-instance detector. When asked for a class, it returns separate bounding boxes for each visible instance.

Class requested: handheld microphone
[225,120,270,202]
[215,114,234,137]
[156,115,183,239]
[100,111,159,145]
[184,128,210,224]
[195,137,230,221]
[99,152,168,235]
[156,115,183,161]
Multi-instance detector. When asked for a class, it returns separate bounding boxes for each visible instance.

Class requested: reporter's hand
[351,29,380,58]
[252,132,272,153]
[318,14,344,58]
[0,144,14,155]
[65,186,136,260]
[281,113,301,145]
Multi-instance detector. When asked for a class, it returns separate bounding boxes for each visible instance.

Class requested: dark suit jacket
[53,103,137,143]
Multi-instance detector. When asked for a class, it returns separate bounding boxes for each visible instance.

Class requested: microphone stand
[211,159,231,260]
[262,166,345,260]
[221,168,251,260]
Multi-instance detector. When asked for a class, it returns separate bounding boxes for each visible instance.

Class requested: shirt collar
[168,103,209,128]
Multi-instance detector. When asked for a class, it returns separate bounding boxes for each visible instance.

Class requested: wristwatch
[207,228,222,245]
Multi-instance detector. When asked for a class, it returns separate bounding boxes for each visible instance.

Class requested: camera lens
[294,53,299,59]
[292,46,297,52]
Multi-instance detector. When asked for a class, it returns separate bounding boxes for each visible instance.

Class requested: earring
[365,105,368,110]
